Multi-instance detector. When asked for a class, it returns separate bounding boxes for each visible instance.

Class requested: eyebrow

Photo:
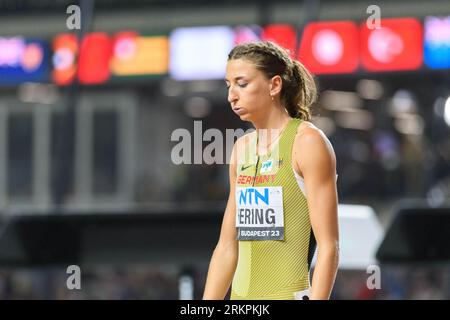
[224,76,246,82]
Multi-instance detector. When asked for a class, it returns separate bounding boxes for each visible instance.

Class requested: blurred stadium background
[0,0,449,299]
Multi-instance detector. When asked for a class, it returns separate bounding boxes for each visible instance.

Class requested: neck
[251,106,292,153]
[252,106,292,131]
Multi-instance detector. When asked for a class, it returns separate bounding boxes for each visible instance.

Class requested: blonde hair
[228,41,317,121]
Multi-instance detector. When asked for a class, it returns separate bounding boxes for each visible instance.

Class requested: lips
[233,106,247,115]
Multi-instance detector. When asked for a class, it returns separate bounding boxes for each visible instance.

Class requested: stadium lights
[444,96,450,127]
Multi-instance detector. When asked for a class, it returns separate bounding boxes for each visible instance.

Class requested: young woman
[203,41,339,300]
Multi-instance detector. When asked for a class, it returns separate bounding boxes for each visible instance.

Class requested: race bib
[235,186,284,240]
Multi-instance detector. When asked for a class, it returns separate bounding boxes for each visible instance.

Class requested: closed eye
[225,82,248,89]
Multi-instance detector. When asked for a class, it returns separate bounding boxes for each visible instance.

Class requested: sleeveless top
[230,118,316,300]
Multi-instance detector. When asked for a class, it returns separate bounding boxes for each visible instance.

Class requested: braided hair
[228,41,317,121]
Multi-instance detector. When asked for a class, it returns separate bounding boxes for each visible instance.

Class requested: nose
[228,86,238,105]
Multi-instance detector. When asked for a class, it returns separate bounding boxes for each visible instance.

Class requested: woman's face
[225,58,272,122]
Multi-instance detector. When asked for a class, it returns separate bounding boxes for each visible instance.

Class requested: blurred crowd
[0,264,449,300]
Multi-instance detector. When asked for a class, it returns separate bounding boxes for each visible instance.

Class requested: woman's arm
[202,141,239,299]
[294,124,339,300]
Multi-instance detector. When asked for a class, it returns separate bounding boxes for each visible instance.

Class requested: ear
[269,75,283,97]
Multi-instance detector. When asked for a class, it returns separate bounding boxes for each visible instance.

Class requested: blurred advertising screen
[261,24,297,58]
[0,37,49,85]
[360,18,423,72]
[169,26,234,80]
[77,32,112,84]
[110,32,169,76]
[234,25,262,45]
[52,33,77,85]
[298,21,359,74]
[424,15,450,69]
[52,32,112,85]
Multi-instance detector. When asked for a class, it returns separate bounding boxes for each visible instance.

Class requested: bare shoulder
[293,120,336,176]
[294,120,333,151]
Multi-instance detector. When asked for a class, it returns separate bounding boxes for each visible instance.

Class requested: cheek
[244,85,268,103]
[251,87,270,106]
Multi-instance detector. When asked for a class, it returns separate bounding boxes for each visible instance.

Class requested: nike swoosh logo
[241,164,253,171]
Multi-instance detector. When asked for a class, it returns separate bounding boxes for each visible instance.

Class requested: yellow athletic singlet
[231,118,316,300]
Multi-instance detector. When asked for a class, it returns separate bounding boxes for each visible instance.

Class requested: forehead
[225,58,260,80]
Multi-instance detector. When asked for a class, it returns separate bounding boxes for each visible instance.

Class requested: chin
[238,114,252,122]
[239,114,250,121]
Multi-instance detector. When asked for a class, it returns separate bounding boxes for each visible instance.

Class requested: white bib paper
[235,186,284,240]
